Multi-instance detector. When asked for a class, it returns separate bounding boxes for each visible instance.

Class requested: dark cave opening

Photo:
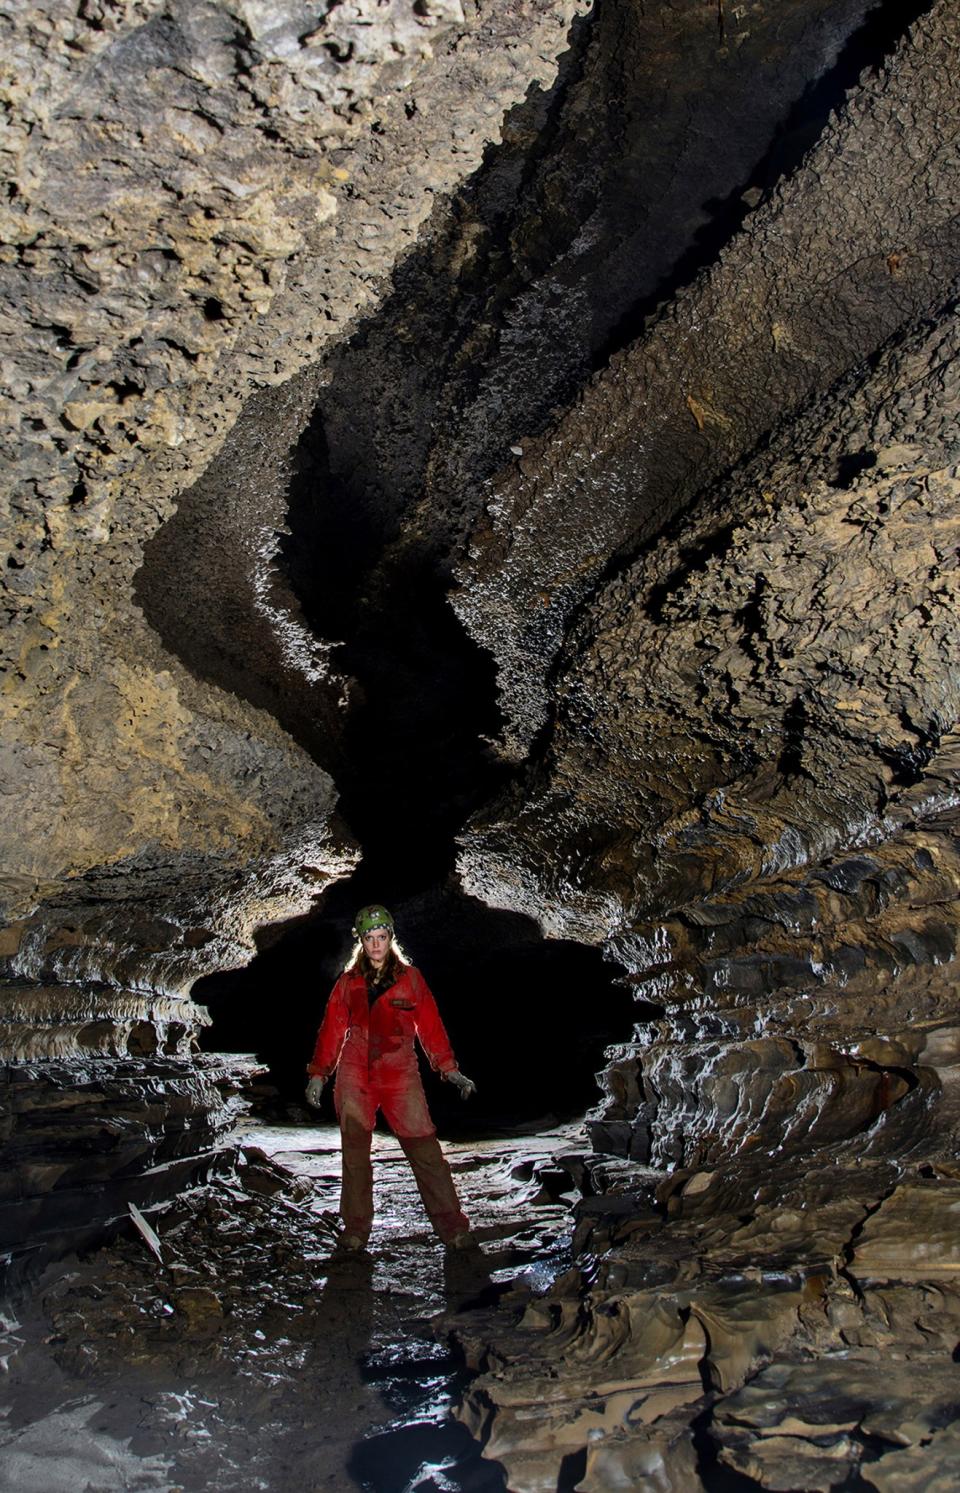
[169,0,934,1139]
[195,888,636,1133]
[194,388,636,1131]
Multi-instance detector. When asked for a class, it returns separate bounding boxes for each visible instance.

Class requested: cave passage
[189,0,930,1133]
[196,386,636,1130]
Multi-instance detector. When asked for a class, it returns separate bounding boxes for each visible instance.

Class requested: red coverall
[308,963,470,1244]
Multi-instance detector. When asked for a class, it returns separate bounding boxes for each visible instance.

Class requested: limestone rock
[1,0,587,990]
[456,0,960,763]
[849,1180,960,1282]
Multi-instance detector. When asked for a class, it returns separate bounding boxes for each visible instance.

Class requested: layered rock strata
[459,284,960,936]
[452,1154,960,1490]
[444,23,960,1481]
[455,0,960,761]
[0,1,588,1260]
[448,799,960,1485]
[0,1052,258,1287]
[5,6,960,1485]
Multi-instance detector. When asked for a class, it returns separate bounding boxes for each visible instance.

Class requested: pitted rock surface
[1,0,586,989]
[5,2,960,1488]
[455,0,960,760]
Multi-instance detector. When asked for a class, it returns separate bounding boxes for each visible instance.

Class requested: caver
[306,904,478,1252]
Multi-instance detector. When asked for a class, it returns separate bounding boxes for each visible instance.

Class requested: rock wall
[443,7,960,1486]
[5,1,960,1482]
[1,0,586,993]
[459,283,960,936]
[455,0,960,761]
[0,1051,258,1287]
[449,296,960,1477]
[0,0,587,1266]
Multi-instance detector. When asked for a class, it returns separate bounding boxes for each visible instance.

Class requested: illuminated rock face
[0,0,586,1273]
[442,7,960,1485]
[4,0,960,1482]
[0,0,584,990]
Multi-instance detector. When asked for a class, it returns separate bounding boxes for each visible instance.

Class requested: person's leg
[397,1133,471,1243]
[379,1067,471,1243]
[335,1078,377,1245]
[339,1115,374,1243]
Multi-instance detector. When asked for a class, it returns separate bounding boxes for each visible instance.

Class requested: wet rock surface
[1,1050,258,1287]
[5,2,960,1488]
[0,1119,580,1492]
[451,1155,960,1489]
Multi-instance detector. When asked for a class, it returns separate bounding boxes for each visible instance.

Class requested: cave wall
[1,0,586,993]
[0,0,588,1274]
[445,5,960,1485]
[5,0,960,1481]
[455,0,960,763]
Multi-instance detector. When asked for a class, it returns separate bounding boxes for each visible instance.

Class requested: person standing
[305,905,477,1252]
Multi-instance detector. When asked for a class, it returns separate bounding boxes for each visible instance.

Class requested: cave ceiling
[6,0,946,989]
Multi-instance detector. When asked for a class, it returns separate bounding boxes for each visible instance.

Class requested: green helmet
[354,904,394,937]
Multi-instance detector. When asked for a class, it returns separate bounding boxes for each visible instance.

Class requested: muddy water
[0,1119,581,1492]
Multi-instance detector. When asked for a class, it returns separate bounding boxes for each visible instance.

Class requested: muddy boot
[333,1231,369,1255]
[445,1230,480,1252]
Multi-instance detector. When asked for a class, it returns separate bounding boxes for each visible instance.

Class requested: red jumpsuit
[308,963,470,1244]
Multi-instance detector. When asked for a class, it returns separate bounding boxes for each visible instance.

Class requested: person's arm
[409,967,459,1074]
[410,968,477,1097]
[307,975,350,1079]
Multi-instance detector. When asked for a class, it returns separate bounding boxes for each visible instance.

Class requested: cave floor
[0,1118,581,1493]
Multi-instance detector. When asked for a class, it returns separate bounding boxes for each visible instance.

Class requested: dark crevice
[556,1446,588,1492]
[830,448,878,488]
[196,391,633,1119]
[135,0,903,786]
[645,525,737,624]
[880,712,941,786]
[141,0,921,1125]
[778,696,811,781]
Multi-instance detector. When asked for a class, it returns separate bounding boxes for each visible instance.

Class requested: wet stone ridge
[590,811,960,1170]
[450,1157,960,1490]
[1,1054,258,1287]
[441,821,960,1485]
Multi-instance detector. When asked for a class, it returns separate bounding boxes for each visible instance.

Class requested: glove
[446,1070,477,1101]
[304,1076,326,1109]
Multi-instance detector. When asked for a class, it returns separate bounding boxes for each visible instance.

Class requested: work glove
[446,1070,477,1101]
[304,1076,326,1109]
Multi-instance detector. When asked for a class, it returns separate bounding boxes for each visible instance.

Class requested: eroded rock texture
[4,0,960,1486]
[1,0,585,988]
[456,0,960,762]
[442,5,960,1487]
[1,0,585,1270]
